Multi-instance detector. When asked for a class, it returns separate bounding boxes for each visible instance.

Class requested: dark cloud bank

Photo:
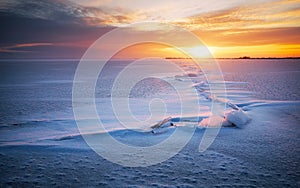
[0,0,114,59]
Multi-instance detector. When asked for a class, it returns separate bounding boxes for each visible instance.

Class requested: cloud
[193,27,300,47]
[0,0,84,23]
[0,43,53,53]
[69,0,273,21]
[70,0,112,7]
[0,0,137,27]
[0,0,299,58]
[0,0,122,58]
[167,0,300,57]
[174,0,300,30]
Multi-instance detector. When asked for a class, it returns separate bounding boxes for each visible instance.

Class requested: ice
[225,109,250,128]
[0,59,300,187]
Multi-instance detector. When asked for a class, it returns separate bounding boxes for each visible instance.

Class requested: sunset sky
[0,0,299,58]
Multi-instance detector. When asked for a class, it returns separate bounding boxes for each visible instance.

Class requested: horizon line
[0,57,300,61]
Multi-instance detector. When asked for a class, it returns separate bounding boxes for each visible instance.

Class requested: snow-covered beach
[0,59,299,187]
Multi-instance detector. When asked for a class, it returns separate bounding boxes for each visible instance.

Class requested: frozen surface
[0,59,300,187]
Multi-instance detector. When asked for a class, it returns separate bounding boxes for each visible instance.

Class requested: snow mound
[225,109,250,128]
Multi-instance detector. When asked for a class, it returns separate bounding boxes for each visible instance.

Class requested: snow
[225,109,250,128]
[0,59,299,187]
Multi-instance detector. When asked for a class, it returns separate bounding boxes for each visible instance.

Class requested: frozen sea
[0,59,299,187]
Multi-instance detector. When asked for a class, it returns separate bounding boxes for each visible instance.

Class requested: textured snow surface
[0,59,299,187]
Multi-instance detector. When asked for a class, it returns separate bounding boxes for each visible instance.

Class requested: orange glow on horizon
[109,42,300,59]
[209,44,300,58]
[111,43,213,59]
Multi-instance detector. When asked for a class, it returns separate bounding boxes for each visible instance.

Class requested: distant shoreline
[165,57,300,60]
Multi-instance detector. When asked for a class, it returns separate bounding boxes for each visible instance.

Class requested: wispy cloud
[0,43,53,53]
[0,0,83,23]
[194,27,300,47]
[0,0,137,26]
[3,0,296,30]
[174,0,300,30]
[69,0,273,23]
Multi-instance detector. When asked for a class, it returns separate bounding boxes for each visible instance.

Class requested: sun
[183,46,213,58]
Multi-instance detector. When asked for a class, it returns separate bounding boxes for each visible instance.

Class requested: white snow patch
[225,109,250,128]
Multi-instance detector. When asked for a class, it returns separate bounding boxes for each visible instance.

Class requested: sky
[0,0,299,58]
